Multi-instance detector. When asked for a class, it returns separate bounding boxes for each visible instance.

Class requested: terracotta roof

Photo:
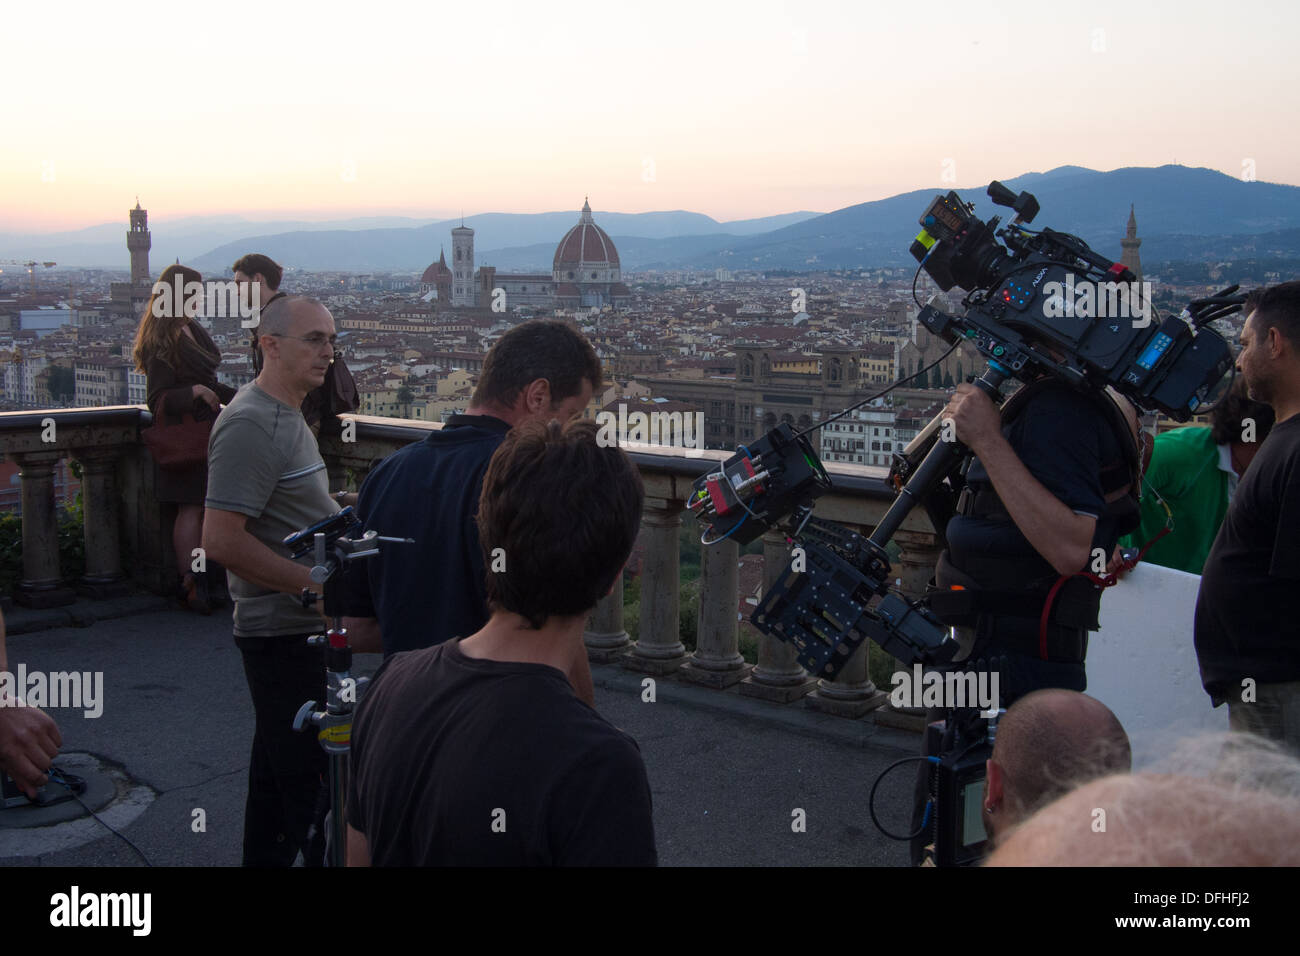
[553,199,620,268]
[420,249,452,284]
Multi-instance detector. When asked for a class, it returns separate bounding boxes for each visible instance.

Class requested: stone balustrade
[317,414,942,717]
[0,407,943,719]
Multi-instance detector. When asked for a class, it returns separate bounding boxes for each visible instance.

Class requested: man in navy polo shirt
[341,321,601,680]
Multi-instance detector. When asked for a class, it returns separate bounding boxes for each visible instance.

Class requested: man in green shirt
[1121,382,1273,574]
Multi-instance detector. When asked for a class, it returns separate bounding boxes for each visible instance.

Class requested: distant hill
[15,165,1300,273]
[632,165,1300,270]
[0,209,822,271]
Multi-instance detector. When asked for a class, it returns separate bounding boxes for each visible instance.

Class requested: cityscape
[1,177,1279,510]
[1,0,1298,883]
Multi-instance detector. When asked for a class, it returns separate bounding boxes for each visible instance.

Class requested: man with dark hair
[1118,378,1274,574]
[341,320,601,665]
[232,253,284,303]
[1195,280,1300,754]
[233,253,358,436]
[203,295,339,865]
[345,419,656,866]
[981,689,1131,847]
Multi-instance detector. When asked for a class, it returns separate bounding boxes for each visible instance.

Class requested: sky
[2,0,1298,232]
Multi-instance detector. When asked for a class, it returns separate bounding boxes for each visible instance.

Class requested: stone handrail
[318,415,942,716]
[0,407,941,716]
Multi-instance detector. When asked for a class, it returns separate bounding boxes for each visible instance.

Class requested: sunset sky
[3,0,1297,231]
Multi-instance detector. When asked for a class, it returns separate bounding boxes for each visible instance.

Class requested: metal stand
[286,510,412,867]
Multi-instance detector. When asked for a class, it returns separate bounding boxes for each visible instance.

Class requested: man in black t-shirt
[1196,281,1300,755]
[341,321,601,661]
[346,419,655,866]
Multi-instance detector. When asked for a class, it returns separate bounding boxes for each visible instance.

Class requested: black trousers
[235,633,328,867]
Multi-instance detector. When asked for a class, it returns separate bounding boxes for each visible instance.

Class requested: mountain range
[6,165,1300,275]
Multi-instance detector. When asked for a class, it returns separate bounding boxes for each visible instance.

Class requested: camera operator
[936,370,1139,699]
[346,419,656,866]
[910,367,1139,864]
[981,689,1130,848]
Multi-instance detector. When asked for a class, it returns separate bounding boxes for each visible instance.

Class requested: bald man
[204,295,340,866]
[983,689,1132,846]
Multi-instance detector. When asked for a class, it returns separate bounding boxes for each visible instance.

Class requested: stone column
[75,450,129,597]
[739,529,816,702]
[894,528,942,602]
[14,451,75,608]
[805,640,888,718]
[682,536,750,688]
[875,528,944,731]
[585,570,631,663]
[625,499,688,674]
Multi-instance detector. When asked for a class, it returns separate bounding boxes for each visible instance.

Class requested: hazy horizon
[3,0,1297,232]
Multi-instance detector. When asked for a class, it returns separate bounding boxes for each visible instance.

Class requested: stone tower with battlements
[128,199,151,286]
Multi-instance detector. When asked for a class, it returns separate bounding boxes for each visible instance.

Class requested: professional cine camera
[909,180,1236,420]
[691,179,1248,865]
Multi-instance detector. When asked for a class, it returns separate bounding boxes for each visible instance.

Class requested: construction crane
[0,259,57,293]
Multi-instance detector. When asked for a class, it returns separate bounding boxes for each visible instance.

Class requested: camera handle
[868,361,1010,552]
[292,527,412,867]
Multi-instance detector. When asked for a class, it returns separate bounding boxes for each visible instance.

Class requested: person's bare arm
[202,508,315,596]
[346,824,371,867]
[0,611,63,798]
[342,617,382,654]
[944,384,1095,577]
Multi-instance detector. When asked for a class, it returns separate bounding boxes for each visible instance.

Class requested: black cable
[793,339,960,441]
[49,767,153,867]
[868,754,938,841]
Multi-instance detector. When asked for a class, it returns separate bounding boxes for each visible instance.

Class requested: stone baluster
[805,630,888,718]
[739,529,816,702]
[13,451,75,608]
[625,498,688,674]
[585,569,631,662]
[875,527,945,730]
[75,450,128,597]
[682,536,750,687]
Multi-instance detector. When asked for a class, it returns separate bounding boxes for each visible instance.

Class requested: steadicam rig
[687,423,832,546]
[688,424,958,680]
[751,517,958,679]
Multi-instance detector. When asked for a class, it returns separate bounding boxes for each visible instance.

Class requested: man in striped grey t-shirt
[204,295,339,866]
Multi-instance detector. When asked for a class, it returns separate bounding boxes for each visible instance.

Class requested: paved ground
[1,601,918,867]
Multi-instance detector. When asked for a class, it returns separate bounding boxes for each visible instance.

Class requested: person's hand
[0,697,62,798]
[192,384,220,411]
[942,384,1003,456]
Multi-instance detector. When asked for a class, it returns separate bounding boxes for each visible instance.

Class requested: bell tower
[128,198,151,286]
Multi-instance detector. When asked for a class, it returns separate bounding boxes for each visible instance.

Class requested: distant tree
[396,385,413,406]
[930,365,943,389]
[943,371,955,388]
[956,361,964,383]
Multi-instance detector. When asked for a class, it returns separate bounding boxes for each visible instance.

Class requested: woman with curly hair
[133,264,237,612]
